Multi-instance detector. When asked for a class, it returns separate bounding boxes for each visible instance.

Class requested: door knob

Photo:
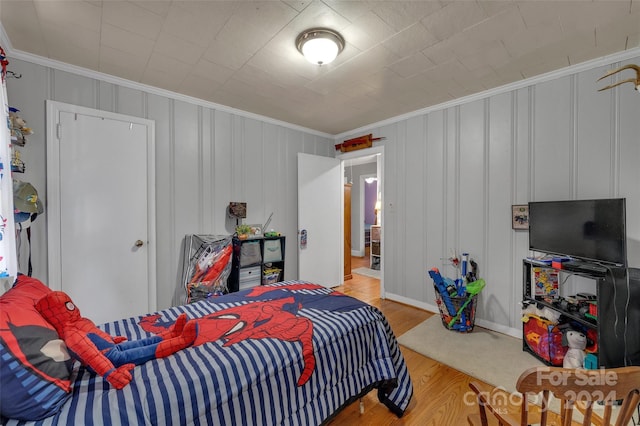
[135,240,144,247]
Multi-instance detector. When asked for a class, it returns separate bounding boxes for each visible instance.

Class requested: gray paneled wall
[344,55,640,336]
[6,52,639,337]
[6,57,333,310]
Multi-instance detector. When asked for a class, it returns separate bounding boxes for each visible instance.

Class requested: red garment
[36,291,197,389]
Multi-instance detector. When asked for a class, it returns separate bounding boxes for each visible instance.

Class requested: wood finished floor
[326,253,483,425]
[327,254,548,426]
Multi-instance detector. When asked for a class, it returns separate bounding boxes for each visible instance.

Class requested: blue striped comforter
[8,281,412,425]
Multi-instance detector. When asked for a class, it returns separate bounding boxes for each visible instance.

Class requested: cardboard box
[532,267,559,297]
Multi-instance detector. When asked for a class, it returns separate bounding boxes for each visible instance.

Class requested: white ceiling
[1,1,638,135]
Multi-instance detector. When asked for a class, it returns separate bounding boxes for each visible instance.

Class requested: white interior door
[47,101,155,325]
[297,153,342,288]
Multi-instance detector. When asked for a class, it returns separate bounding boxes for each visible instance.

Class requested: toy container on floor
[434,291,478,332]
[522,315,567,366]
[429,269,485,333]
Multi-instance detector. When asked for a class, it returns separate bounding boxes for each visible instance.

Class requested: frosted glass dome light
[296,28,345,66]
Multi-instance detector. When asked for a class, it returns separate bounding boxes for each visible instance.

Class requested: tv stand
[522,259,640,368]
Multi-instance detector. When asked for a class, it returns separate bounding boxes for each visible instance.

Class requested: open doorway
[337,147,384,297]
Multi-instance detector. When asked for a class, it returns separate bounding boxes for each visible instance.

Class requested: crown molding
[0,24,332,139]
[335,47,640,140]
[0,24,11,52]
[2,23,637,140]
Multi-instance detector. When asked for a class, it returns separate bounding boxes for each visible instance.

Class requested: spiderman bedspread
[8,281,413,426]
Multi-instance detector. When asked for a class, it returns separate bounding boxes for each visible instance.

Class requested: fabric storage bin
[263,239,283,262]
[371,241,380,256]
[523,316,567,366]
[239,266,261,289]
[370,225,381,241]
[240,241,261,267]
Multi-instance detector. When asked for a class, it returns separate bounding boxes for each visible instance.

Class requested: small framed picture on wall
[512,204,529,230]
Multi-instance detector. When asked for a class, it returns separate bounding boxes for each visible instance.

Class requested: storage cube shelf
[228,236,286,293]
[370,225,381,270]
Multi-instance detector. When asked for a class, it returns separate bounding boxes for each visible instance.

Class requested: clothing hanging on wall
[0,46,18,283]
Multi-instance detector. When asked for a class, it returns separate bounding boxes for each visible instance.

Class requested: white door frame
[336,146,384,298]
[46,100,156,312]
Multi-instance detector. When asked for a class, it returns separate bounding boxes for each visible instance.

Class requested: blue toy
[429,268,457,316]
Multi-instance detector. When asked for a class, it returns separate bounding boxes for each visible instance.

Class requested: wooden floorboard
[327,255,578,426]
[326,255,481,425]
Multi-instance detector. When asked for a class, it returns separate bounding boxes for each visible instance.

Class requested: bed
[1,278,412,425]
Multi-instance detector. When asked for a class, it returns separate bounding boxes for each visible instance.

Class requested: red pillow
[0,275,73,420]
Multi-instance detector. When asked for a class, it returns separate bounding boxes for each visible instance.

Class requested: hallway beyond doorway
[340,250,380,304]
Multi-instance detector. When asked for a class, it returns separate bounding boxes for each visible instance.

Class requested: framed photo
[228,202,247,219]
[512,204,529,230]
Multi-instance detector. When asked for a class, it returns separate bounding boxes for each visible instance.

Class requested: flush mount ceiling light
[296,28,345,66]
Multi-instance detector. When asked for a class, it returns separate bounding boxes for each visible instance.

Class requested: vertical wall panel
[395,122,409,297]
[213,110,233,235]
[511,88,532,319]
[199,107,214,233]
[115,86,145,118]
[533,76,574,200]
[444,107,459,278]
[51,69,96,108]
[458,100,485,260]
[403,116,426,301]
[173,101,200,247]
[576,67,614,197]
[283,128,299,280]
[485,93,514,327]
[273,127,288,238]
[514,88,532,203]
[231,116,245,202]
[97,81,115,112]
[245,120,265,225]
[425,110,446,303]
[261,123,280,233]
[146,94,173,304]
[617,60,640,264]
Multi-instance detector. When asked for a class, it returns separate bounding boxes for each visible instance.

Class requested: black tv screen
[528,198,627,266]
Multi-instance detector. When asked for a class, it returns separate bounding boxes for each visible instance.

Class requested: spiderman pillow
[0,275,73,421]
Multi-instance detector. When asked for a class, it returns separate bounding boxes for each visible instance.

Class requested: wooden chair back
[468,365,640,426]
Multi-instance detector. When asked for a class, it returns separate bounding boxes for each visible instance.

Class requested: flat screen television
[528,198,627,266]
